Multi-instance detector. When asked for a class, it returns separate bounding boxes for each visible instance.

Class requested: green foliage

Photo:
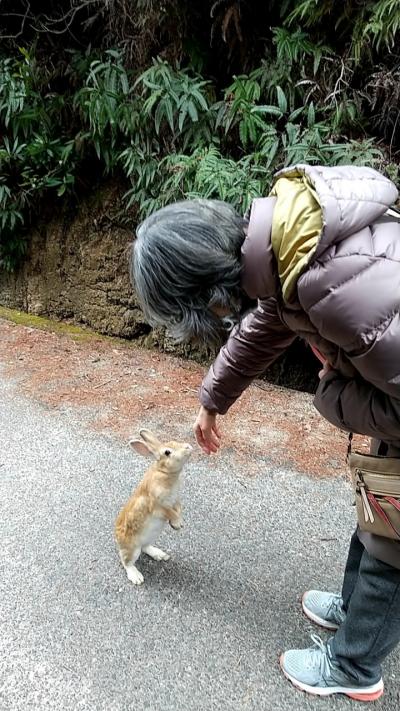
[286,0,400,63]
[0,50,77,269]
[74,49,132,171]
[128,146,271,217]
[272,27,331,75]
[1,1,399,270]
[215,74,267,148]
[136,59,214,148]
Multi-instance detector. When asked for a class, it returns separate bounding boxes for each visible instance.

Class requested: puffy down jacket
[199,164,400,568]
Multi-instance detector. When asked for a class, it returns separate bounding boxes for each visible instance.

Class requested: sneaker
[302,589,346,630]
[280,634,384,701]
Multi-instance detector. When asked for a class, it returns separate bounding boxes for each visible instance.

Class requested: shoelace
[305,634,334,679]
[326,596,344,621]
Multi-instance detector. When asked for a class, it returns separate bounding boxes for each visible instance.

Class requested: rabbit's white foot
[142,545,170,561]
[170,518,183,530]
[126,565,144,585]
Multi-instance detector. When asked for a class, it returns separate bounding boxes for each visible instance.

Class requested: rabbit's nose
[185,443,193,451]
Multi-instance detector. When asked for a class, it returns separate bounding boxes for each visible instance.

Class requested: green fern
[136,59,213,142]
[0,26,396,271]
[286,0,400,62]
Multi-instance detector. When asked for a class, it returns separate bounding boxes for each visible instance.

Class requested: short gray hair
[131,199,246,344]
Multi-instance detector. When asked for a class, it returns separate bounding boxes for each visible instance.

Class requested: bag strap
[367,492,400,540]
[346,432,353,464]
[386,496,400,513]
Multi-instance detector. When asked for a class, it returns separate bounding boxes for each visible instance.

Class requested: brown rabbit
[115,429,192,585]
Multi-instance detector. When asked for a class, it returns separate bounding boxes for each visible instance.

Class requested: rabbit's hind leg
[119,546,144,585]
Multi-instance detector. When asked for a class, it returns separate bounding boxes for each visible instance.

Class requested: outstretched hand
[318,360,333,380]
[194,405,222,455]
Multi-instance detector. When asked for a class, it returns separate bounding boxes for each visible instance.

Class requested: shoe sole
[301,591,340,631]
[280,655,384,701]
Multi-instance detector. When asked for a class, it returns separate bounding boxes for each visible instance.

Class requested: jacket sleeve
[199,296,296,414]
[314,371,400,443]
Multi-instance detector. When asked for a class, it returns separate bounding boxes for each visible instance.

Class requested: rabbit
[115,429,192,585]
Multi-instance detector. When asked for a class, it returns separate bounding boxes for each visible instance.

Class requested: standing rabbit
[115,429,192,585]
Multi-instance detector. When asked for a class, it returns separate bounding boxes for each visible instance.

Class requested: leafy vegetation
[0,1,399,269]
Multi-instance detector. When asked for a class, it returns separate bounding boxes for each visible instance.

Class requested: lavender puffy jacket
[199,164,400,567]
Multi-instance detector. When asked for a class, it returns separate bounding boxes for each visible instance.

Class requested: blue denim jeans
[330,530,400,683]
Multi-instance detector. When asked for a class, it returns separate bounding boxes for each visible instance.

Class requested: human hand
[193,405,222,455]
[318,360,333,380]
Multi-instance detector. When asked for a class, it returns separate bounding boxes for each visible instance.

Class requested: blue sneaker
[280,634,384,701]
[302,589,346,630]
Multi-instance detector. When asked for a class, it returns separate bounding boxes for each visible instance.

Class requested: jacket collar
[240,197,278,300]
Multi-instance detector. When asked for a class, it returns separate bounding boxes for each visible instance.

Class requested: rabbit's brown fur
[115,429,192,585]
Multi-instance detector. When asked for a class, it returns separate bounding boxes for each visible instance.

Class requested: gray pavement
[0,373,399,710]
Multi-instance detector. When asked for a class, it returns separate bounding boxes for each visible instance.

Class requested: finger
[213,423,222,438]
[208,430,221,448]
[200,439,214,455]
[197,425,216,445]
[206,442,220,454]
[202,431,220,450]
[195,426,215,454]
[211,425,221,440]
[207,442,219,453]
[194,424,205,449]
[200,432,218,454]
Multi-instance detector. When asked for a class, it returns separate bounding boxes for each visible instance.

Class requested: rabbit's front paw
[126,566,144,585]
[170,518,183,530]
[143,545,171,561]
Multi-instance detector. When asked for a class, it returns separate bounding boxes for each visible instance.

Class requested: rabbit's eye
[164,449,171,456]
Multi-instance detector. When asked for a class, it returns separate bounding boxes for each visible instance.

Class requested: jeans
[330,530,400,683]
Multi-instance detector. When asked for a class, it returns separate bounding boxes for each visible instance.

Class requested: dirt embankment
[0,183,320,392]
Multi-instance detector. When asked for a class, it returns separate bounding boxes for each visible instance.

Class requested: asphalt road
[0,372,399,710]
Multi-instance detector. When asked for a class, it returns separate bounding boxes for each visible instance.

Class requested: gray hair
[131,199,246,345]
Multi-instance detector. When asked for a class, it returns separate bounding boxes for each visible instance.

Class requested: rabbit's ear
[139,429,161,450]
[129,439,154,458]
